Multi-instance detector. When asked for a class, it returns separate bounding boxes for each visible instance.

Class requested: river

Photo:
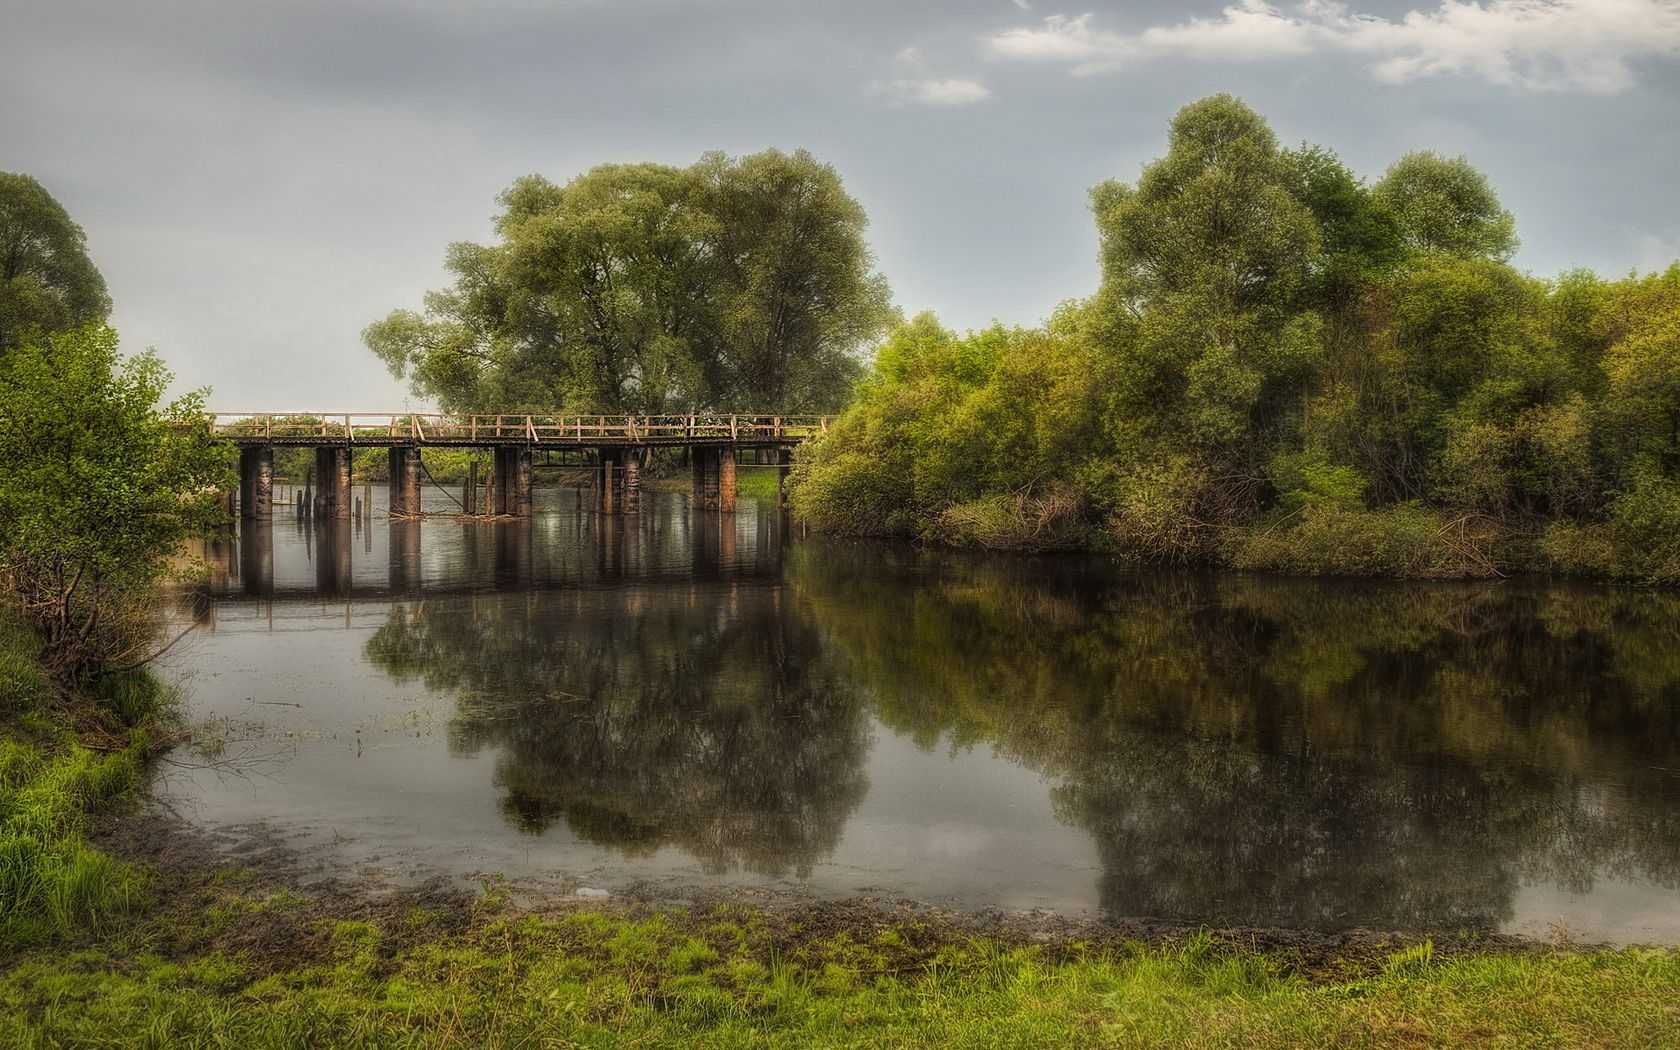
[158,484,1680,945]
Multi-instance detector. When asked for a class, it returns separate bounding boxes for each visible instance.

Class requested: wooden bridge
[216,413,832,522]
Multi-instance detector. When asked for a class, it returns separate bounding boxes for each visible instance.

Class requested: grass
[1,899,1675,1048]
[3,607,1678,1047]
[642,463,787,501]
[0,612,155,952]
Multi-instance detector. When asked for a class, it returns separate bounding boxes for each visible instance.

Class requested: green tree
[1374,151,1518,261]
[0,174,110,353]
[698,150,894,409]
[0,325,226,684]
[366,150,893,414]
[1089,94,1322,557]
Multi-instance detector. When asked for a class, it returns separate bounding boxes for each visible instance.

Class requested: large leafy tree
[0,173,111,353]
[365,150,894,414]
[1089,95,1322,557]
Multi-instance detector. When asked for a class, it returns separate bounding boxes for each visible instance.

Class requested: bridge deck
[209,413,832,447]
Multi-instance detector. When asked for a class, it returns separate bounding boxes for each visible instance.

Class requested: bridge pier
[718,449,737,513]
[493,447,532,517]
[238,446,273,521]
[688,448,737,512]
[776,448,793,505]
[313,447,353,519]
[691,449,709,510]
[388,446,422,517]
[599,450,618,514]
[594,448,642,515]
[622,453,641,515]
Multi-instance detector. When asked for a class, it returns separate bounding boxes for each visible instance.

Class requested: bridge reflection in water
[189,486,784,612]
[169,489,1680,945]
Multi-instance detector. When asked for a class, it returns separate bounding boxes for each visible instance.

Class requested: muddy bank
[91,799,1555,983]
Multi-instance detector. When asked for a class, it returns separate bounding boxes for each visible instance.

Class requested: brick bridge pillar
[690,448,737,511]
[388,446,423,518]
[493,447,532,517]
[313,447,352,519]
[238,446,274,521]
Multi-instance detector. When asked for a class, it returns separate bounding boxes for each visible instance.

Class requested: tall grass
[0,735,151,948]
[0,612,153,950]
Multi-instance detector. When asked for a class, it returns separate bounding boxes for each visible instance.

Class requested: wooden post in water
[718,448,737,514]
[238,446,274,521]
[691,447,709,510]
[623,454,641,515]
[511,448,533,517]
[314,447,352,519]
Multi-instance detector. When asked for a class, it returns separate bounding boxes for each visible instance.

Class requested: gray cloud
[986,2,1680,92]
[3,0,1678,409]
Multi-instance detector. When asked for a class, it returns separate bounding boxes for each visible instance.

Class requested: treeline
[2,171,224,947]
[366,150,895,415]
[790,95,1680,582]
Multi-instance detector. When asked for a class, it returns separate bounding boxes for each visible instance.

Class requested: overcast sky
[4,0,1679,410]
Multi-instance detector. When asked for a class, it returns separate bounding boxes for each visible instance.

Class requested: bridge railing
[206,413,834,443]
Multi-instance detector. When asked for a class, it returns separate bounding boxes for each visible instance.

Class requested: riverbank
[5,611,1680,1047]
[9,808,1680,1049]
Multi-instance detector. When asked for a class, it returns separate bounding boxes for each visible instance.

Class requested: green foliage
[1229,503,1499,579]
[0,614,51,719]
[1,893,1676,1047]
[790,312,1100,547]
[0,324,229,683]
[1373,151,1519,261]
[0,173,111,353]
[792,96,1680,580]
[367,149,895,414]
[0,614,152,950]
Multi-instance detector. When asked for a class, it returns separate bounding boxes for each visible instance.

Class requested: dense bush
[792,95,1680,581]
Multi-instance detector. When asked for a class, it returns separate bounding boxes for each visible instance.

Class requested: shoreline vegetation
[2,647,1677,1049]
[5,100,1680,1044]
[787,97,1680,584]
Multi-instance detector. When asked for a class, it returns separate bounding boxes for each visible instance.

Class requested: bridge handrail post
[525,415,536,442]
[730,416,738,442]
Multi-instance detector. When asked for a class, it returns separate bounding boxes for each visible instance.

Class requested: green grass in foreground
[0,613,154,952]
[2,895,1677,1048]
[3,610,1678,1048]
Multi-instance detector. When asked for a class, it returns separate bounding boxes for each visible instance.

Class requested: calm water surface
[160,487,1680,944]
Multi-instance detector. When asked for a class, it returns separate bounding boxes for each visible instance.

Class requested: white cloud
[984,1,1680,92]
[873,44,995,106]
[878,77,996,105]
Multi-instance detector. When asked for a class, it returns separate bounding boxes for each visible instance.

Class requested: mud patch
[87,798,1557,982]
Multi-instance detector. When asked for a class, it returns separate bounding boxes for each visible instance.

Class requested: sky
[3,0,1679,410]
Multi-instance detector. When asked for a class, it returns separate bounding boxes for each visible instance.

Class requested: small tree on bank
[0,325,227,691]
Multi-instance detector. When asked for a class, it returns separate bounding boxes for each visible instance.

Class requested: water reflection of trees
[793,544,1680,930]
[365,582,868,877]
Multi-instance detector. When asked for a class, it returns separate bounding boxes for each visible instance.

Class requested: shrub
[1228,503,1504,579]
